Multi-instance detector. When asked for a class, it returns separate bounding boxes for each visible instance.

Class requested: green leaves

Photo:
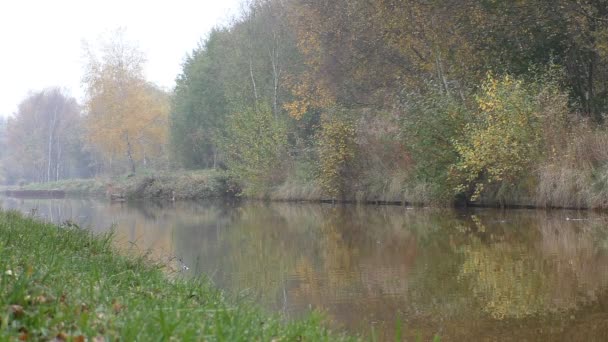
[221,102,288,196]
[170,30,230,169]
[402,86,472,202]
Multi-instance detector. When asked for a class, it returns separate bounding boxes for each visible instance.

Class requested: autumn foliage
[83,32,169,174]
[7,0,608,208]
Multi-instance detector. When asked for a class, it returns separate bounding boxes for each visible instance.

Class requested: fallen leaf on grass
[53,332,68,342]
[112,300,124,314]
[10,305,24,318]
[34,296,48,304]
[74,335,85,342]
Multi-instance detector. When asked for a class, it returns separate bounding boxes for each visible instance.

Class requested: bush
[402,85,471,202]
[452,74,546,201]
[220,102,288,196]
[355,110,412,202]
[317,108,358,199]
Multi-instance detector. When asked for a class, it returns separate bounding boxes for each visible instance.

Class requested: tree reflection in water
[2,196,608,340]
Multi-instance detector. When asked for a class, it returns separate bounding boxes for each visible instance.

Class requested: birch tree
[2,89,85,184]
[83,31,169,174]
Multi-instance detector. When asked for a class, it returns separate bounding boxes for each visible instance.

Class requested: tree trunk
[249,57,259,105]
[269,39,281,121]
[142,142,147,168]
[435,52,450,96]
[125,132,136,174]
[587,59,594,117]
[55,144,62,181]
[47,103,59,183]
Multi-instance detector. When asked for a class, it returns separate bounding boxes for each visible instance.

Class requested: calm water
[2,196,608,340]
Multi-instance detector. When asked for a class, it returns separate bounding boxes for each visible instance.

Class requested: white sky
[0,0,243,118]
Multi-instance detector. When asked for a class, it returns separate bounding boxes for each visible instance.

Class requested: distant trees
[83,32,170,174]
[0,117,6,184]
[1,31,171,185]
[1,88,92,184]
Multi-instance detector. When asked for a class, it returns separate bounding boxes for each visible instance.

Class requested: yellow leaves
[86,72,169,163]
[283,71,335,120]
[318,115,357,197]
[84,35,169,169]
[283,99,309,121]
[282,3,338,120]
[453,74,542,200]
[459,233,561,320]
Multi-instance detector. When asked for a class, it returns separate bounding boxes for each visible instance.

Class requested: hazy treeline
[5,0,608,207]
[0,89,94,184]
[0,33,170,185]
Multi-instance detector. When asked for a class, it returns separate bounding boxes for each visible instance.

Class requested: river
[1,196,608,340]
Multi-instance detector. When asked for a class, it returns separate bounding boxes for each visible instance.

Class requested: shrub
[356,110,412,202]
[317,109,358,198]
[452,74,545,201]
[402,86,471,202]
[220,102,288,196]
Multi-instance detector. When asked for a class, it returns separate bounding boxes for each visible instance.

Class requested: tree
[83,31,169,174]
[0,117,6,184]
[165,0,608,203]
[171,29,231,169]
[317,110,358,198]
[452,75,556,201]
[171,0,303,171]
[2,88,89,184]
[0,117,5,158]
[221,102,287,195]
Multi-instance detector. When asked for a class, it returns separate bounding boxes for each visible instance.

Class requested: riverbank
[5,168,603,210]
[2,170,236,200]
[0,210,353,341]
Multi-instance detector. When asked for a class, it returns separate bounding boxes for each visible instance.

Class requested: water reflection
[2,197,608,340]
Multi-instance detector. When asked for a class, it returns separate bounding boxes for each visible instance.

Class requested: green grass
[0,210,353,341]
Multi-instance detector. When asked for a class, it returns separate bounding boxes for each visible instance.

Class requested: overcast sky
[0,0,242,118]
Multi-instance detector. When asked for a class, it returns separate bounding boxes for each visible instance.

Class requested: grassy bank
[0,210,352,341]
[266,177,435,206]
[6,170,235,200]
